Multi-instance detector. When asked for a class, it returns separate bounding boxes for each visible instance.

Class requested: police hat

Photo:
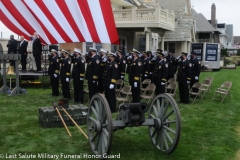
[62,49,69,54]
[132,48,141,55]
[51,49,57,53]
[117,50,123,54]
[158,52,165,57]
[157,49,163,53]
[89,47,97,52]
[74,48,82,54]
[182,52,188,56]
[191,51,197,55]
[99,48,108,54]
[147,51,152,56]
[107,52,116,57]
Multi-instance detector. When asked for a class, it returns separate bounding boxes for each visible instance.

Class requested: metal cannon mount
[87,93,181,159]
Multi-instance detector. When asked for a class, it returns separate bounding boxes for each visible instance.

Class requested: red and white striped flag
[0,0,119,44]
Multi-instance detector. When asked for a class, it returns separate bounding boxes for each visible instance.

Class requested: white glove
[93,81,96,83]
[195,76,198,80]
[134,82,137,88]
[66,78,69,82]
[187,81,190,84]
[161,82,165,85]
[53,74,57,78]
[149,72,152,75]
[144,74,148,77]
[109,84,114,89]
[121,76,124,79]
[80,78,84,81]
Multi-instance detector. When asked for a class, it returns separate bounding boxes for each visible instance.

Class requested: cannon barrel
[119,102,148,114]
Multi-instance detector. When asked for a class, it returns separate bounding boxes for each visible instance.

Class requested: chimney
[211,3,216,28]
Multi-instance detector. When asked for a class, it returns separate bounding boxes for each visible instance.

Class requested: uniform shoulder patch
[165,63,168,68]
[123,60,126,64]
[138,62,142,66]
[115,63,118,68]
[189,63,192,67]
[96,60,100,64]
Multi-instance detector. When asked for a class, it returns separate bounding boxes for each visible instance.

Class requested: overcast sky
[1,0,240,39]
[192,0,240,36]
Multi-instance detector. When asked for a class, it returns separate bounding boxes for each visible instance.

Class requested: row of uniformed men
[48,47,201,113]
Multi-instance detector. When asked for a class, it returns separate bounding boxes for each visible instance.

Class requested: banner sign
[205,44,218,61]
[191,43,203,60]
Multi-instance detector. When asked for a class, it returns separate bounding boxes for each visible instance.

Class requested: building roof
[226,24,233,43]
[234,36,240,45]
[192,9,218,32]
[156,0,187,19]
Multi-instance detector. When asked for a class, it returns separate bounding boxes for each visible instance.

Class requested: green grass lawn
[0,68,240,160]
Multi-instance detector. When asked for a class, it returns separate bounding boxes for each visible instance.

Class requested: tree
[221,48,228,57]
[236,49,240,56]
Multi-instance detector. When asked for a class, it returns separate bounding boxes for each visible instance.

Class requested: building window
[169,43,175,53]
[95,43,102,51]
[199,33,210,39]
[139,37,146,52]
[86,42,93,52]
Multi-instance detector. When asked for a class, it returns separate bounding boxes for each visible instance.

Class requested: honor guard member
[72,48,85,104]
[177,52,192,104]
[85,47,101,99]
[60,49,71,99]
[149,51,158,81]
[102,52,118,113]
[98,48,108,93]
[48,49,60,96]
[125,52,132,74]
[116,50,126,80]
[190,52,201,97]
[141,51,150,86]
[166,51,176,80]
[129,49,142,102]
[153,52,168,95]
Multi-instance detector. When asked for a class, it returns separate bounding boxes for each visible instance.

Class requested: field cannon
[87,93,181,158]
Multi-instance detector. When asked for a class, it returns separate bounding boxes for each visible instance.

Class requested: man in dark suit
[18,36,28,71]
[7,35,18,68]
[32,32,42,72]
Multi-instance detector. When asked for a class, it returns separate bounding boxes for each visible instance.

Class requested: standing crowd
[48,47,201,113]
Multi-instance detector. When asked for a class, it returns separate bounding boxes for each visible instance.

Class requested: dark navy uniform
[72,56,85,103]
[190,57,201,94]
[98,55,107,93]
[60,57,71,99]
[116,56,126,80]
[149,56,157,82]
[48,55,60,96]
[125,56,132,74]
[141,57,150,82]
[129,57,142,102]
[166,55,176,80]
[153,59,168,95]
[177,59,192,103]
[102,61,118,113]
[85,55,101,99]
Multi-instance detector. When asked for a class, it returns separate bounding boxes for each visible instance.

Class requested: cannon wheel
[87,94,113,157]
[148,93,181,154]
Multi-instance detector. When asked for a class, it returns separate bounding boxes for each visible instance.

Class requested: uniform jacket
[142,57,150,76]
[60,57,71,79]
[99,55,108,79]
[85,54,101,81]
[72,56,85,79]
[116,56,126,78]
[48,56,60,75]
[190,58,201,78]
[153,59,168,84]
[102,61,118,86]
[18,40,28,55]
[177,59,192,83]
[129,57,142,84]
[166,56,176,75]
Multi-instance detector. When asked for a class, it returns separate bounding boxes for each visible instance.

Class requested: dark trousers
[179,82,189,103]
[51,75,59,96]
[88,79,98,100]
[34,54,41,71]
[73,78,84,103]
[167,73,175,81]
[104,86,116,113]
[141,75,148,88]
[98,78,104,93]
[61,78,70,99]
[21,53,28,70]
[190,78,199,94]
[131,81,140,103]
[155,84,165,95]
